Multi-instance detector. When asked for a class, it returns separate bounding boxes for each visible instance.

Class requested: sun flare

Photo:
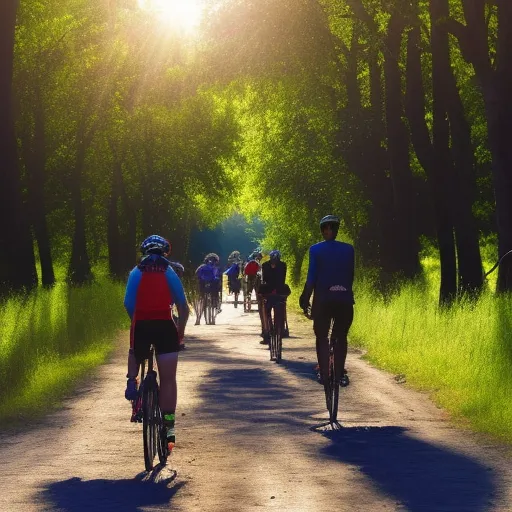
[137,0,203,32]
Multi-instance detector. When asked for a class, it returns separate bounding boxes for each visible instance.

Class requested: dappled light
[137,0,204,33]
[2,5,512,507]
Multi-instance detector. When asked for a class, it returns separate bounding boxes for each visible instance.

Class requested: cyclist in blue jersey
[124,235,189,452]
[195,253,222,324]
[225,251,242,308]
[299,215,354,387]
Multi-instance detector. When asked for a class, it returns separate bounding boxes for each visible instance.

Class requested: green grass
[351,264,512,442]
[289,252,512,442]
[0,278,127,422]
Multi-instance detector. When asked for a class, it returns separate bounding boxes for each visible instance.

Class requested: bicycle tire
[330,352,339,423]
[275,303,283,364]
[270,327,277,361]
[268,309,276,361]
[143,372,158,471]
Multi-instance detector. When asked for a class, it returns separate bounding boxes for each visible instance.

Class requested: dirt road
[1,302,511,511]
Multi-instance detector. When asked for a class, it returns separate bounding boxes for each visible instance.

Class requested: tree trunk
[431,0,483,295]
[449,1,512,291]
[429,0,460,303]
[405,20,457,304]
[107,160,122,278]
[23,85,55,286]
[68,135,92,284]
[366,46,395,280]
[383,13,421,279]
[0,0,38,290]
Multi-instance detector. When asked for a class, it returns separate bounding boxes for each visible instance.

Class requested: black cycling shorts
[132,319,180,361]
[313,301,354,341]
[228,278,241,293]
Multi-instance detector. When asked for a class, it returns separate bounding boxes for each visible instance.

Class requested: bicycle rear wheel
[143,372,158,471]
[268,310,276,361]
[275,303,283,364]
[330,352,339,423]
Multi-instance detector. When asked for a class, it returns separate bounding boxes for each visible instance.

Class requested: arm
[124,268,141,320]
[165,267,189,338]
[349,245,355,288]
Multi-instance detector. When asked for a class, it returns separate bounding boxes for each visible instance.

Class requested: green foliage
[351,264,512,441]
[0,277,126,420]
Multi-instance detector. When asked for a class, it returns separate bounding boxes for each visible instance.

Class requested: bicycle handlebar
[484,249,512,278]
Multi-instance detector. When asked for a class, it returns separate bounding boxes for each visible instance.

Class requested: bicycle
[263,294,287,363]
[200,282,218,325]
[303,306,340,427]
[131,347,168,471]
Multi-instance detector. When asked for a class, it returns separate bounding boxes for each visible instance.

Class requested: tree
[446,1,512,291]
[0,0,37,291]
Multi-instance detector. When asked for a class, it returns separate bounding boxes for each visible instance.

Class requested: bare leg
[157,352,179,412]
[315,337,330,383]
[127,349,139,379]
[333,337,348,383]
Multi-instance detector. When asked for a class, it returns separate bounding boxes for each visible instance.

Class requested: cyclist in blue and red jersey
[124,235,189,453]
[299,215,354,388]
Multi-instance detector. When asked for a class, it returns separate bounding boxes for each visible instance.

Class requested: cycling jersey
[260,260,289,295]
[224,263,240,279]
[124,254,187,321]
[244,260,260,276]
[306,239,355,304]
[196,263,220,282]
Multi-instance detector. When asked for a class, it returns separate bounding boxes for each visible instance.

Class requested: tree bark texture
[0,0,38,291]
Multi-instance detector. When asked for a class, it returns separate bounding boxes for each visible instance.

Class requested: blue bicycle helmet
[140,235,170,255]
[269,250,281,261]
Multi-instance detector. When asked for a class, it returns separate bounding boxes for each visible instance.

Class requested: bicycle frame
[137,348,168,471]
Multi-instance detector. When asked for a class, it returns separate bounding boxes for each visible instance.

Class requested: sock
[163,412,176,446]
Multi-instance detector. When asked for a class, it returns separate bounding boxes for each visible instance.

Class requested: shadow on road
[40,474,184,512]
[320,426,499,512]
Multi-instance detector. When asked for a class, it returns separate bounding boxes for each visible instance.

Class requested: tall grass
[0,279,127,421]
[351,263,512,441]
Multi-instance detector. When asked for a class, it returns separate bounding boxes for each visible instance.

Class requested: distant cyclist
[195,253,222,324]
[167,259,186,349]
[225,250,242,308]
[124,235,189,453]
[258,250,291,343]
[299,215,354,388]
[244,250,262,312]
[169,260,185,279]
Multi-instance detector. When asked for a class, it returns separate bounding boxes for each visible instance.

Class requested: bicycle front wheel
[143,373,158,471]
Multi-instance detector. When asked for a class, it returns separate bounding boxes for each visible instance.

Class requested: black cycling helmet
[140,235,170,255]
[204,252,220,265]
[169,261,185,277]
[251,248,263,260]
[228,250,241,264]
[319,215,340,230]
